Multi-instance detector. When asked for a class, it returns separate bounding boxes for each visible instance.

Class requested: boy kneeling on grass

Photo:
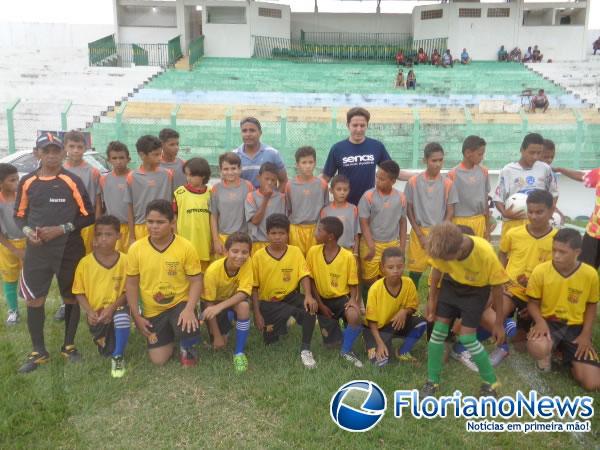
[526,228,600,391]
[126,199,203,367]
[73,215,130,378]
[364,247,427,367]
[252,214,319,369]
[201,232,253,373]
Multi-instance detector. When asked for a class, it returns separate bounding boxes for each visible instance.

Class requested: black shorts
[146,301,199,349]
[88,306,130,356]
[363,315,427,359]
[317,295,350,345]
[548,320,600,368]
[20,235,85,301]
[435,279,490,329]
[259,291,311,344]
[508,295,532,332]
[200,299,248,338]
[580,233,600,269]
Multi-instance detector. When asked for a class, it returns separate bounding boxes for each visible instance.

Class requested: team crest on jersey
[464,269,478,282]
[165,261,179,276]
[330,273,340,288]
[113,275,124,293]
[282,268,292,282]
[567,288,582,304]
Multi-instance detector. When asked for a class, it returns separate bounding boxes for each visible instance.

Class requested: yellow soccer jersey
[72,252,127,311]
[253,245,310,301]
[429,236,509,287]
[203,257,253,302]
[499,225,557,301]
[174,185,211,261]
[127,235,202,318]
[365,277,418,329]
[526,261,599,325]
[306,244,358,299]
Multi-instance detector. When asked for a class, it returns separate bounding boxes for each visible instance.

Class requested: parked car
[0,150,111,179]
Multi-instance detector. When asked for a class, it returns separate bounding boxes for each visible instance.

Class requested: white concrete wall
[518,26,587,61]
[290,13,412,41]
[118,26,179,44]
[0,22,114,48]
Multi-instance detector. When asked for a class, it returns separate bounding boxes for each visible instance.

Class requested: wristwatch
[62,222,75,234]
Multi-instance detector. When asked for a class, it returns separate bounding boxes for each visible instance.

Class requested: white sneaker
[489,347,509,367]
[6,310,18,325]
[341,351,364,368]
[450,348,478,372]
[300,350,317,369]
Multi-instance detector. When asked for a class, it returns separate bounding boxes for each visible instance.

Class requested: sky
[1,0,598,28]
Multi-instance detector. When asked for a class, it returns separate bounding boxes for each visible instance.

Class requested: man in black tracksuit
[14,132,94,373]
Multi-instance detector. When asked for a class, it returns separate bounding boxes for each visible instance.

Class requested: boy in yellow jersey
[0,163,25,325]
[448,136,490,239]
[210,152,253,256]
[358,160,407,287]
[252,214,318,368]
[201,232,253,373]
[422,222,508,398]
[364,247,427,367]
[72,216,130,378]
[527,229,600,391]
[306,216,362,367]
[286,146,328,256]
[173,157,212,272]
[126,200,202,367]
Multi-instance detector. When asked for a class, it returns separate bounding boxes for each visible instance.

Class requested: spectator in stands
[406,70,416,90]
[498,45,508,62]
[395,50,406,66]
[395,69,405,88]
[416,48,428,65]
[523,47,533,63]
[509,47,522,62]
[530,89,549,113]
[441,49,454,68]
[460,48,471,65]
[431,49,441,66]
[532,45,543,62]
[594,37,600,55]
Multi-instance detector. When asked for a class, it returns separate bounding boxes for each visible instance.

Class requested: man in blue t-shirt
[322,107,391,206]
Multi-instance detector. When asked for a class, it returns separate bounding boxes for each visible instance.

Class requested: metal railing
[189,36,205,70]
[88,34,117,66]
[301,30,412,46]
[88,36,183,67]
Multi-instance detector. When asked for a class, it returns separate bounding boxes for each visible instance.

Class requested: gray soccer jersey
[319,202,359,249]
[404,173,459,228]
[358,188,406,242]
[124,167,173,224]
[160,158,187,190]
[286,176,329,225]
[447,163,490,217]
[99,171,130,223]
[244,191,286,242]
[64,161,100,207]
[493,161,558,203]
[210,179,254,234]
[0,195,24,239]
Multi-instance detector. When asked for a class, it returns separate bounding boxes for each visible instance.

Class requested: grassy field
[1,281,599,450]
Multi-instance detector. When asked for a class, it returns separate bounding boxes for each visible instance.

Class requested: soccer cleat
[489,347,509,367]
[180,347,198,367]
[420,381,439,398]
[233,353,248,373]
[300,350,317,369]
[341,351,364,368]
[111,356,126,378]
[536,355,551,372]
[396,351,418,364]
[54,304,65,322]
[61,345,82,363]
[18,351,50,374]
[450,348,478,372]
[6,310,19,325]
[480,382,500,398]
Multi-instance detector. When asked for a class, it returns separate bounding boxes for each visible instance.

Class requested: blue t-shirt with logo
[323,137,391,205]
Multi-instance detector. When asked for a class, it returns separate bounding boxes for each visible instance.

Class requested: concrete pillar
[176,0,187,54]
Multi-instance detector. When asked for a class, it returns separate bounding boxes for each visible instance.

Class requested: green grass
[1,281,599,449]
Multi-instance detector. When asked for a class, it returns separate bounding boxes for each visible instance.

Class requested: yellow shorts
[80,224,95,254]
[116,224,130,253]
[407,227,430,273]
[252,242,268,255]
[289,223,317,256]
[452,215,487,239]
[0,238,26,283]
[133,224,149,241]
[500,219,528,241]
[359,238,401,281]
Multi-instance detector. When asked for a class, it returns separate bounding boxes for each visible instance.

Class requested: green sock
[427,321,449,384]
[3,281,18,311]
[459,333,497,384]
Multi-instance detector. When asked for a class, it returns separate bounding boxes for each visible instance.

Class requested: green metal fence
[301,31,412,45]
[189,36,205,70]
[88,34,117,66]
[168,36,183,64]
[88,36,182,67]
[253,35,447,63]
